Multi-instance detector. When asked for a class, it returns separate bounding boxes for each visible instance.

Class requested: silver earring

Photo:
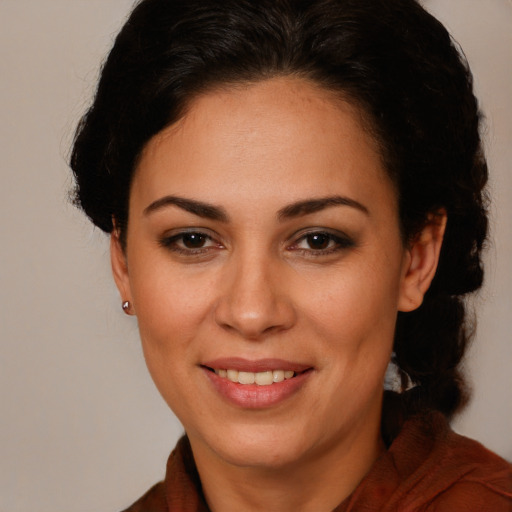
[122,301,131,314]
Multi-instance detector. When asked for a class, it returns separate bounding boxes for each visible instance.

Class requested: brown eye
[182,233,207,248]
[159,230,220,254]
[289,230,355,257]
[306,233,331,250]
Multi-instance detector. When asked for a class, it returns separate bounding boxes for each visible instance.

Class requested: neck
[190,415,385,512]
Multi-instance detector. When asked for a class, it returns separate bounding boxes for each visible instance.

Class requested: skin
[111,77,446,511]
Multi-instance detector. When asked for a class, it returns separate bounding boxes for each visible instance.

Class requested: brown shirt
[122,412,512,511]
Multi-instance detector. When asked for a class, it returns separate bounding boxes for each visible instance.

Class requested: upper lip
[201,357,312,373]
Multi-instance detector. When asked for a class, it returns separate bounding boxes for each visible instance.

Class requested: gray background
[1,1,510,510]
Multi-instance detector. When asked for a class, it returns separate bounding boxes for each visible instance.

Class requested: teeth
[238,371,255,384]
[255,371,273,386]
[226,369,239,382]
[273,370,284,383]
[215,368,296,385]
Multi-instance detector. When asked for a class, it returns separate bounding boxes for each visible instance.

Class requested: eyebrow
[277,195,369,220]
[143,194,368,222]
[144,195,229,222]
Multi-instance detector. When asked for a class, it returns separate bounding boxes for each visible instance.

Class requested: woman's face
[113,77,422,470]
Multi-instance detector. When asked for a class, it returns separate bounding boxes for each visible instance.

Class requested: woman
[70,0,512,510]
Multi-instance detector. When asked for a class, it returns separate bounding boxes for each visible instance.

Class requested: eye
[289,230,355,256]
[180,232,209,249]
[159,230,222,255]
[303,233,332,250]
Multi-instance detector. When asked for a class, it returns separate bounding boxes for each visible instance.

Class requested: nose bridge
[214,244,294,339]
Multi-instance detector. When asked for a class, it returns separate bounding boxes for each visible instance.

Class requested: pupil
[183,233,205,248]
[307,233,329,250]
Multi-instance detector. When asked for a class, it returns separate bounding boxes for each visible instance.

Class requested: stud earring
[122,301,131,314]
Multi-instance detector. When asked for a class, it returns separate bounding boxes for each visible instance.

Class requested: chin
[201,423,311,470]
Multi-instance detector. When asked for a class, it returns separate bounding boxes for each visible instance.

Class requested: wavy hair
[70,0,488,439]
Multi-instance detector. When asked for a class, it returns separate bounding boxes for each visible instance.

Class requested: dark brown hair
[70,0,488,438]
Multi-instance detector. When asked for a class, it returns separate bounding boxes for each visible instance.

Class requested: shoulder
[422,428,512,511]
[392,412,512,511]
[423,480,512,511]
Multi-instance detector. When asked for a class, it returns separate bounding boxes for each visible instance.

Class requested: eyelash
[159,229,355,257]
[288,230,355,257]
[159,230,221,255]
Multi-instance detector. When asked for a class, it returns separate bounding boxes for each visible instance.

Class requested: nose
[214,251,296,340]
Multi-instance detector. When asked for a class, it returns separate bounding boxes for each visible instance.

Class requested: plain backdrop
[0,1,511,511]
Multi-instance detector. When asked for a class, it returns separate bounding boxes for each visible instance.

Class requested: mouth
[201,358,313,408]
[204,367,298,386]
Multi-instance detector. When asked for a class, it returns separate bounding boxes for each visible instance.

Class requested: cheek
[305,262,401,333]
[131,270,214,412]
[129,261,216,357]
[300,253,403,380]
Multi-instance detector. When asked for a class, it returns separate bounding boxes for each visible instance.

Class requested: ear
[110,229,134,313]
[398,211,447,312]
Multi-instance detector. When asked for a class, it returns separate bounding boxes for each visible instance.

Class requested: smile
[213,368,295,385]
[202,359,313,408]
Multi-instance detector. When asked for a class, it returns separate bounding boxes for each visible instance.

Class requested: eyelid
[157,226,354,258]
[158,227,224,254]
[287,228,356,254]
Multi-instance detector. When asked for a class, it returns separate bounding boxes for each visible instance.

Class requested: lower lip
[203,368,312,409]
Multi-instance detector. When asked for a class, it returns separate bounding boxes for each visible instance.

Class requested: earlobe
[398,211,447,312]
[110,229,133,312]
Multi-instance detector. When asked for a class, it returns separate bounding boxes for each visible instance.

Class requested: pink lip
[202,357,311,373]
[201,358,313,409]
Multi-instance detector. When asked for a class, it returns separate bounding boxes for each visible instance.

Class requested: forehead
[133,77,395,214]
